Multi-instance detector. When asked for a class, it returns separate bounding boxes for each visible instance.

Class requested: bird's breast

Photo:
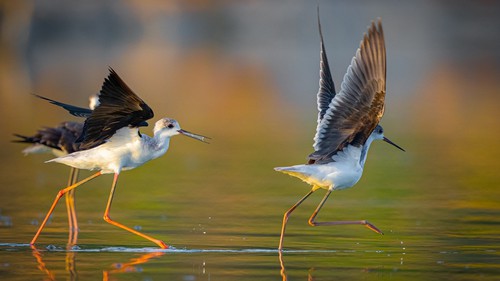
[319,162,363,190]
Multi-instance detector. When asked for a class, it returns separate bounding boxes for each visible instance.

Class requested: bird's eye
[167,124,174,129]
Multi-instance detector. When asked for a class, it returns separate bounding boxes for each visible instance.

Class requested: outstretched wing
[34,94,92,118]
[315,8,336,125]
[309,20,386,164]
[77,68,154,150]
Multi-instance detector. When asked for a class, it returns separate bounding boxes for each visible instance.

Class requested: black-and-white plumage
[77,68,153,150]
[30,68,209,249]
[32,68,153,151]
[275,12,404,251]
[310,19,387,164]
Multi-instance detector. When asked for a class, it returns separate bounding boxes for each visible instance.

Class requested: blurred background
[0,0,499,280]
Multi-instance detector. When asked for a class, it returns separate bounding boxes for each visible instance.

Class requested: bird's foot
[156,240,170,249]
[363,221,384,235]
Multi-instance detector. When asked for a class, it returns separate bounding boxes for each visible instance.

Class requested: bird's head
[372,125,405,152]
[154,118,181,136]
[154,118,210,143]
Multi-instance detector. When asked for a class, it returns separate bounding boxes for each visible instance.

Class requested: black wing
[58,122,84,153]
[309,20,386,164]
[77,68,154,150]
[34,94,92,118]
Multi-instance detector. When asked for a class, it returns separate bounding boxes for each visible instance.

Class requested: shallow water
[1,1,500,280]
[1,141,499,280]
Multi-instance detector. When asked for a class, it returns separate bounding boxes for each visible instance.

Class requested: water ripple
[0,243,356,254]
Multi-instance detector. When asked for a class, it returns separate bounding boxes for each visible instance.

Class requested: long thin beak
[178,129,211,144]
[383,137,405,152]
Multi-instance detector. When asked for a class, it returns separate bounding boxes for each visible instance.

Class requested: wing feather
[316,9,336,124]
[310,20,386,164]
[34,94,92,118]
[77,68,154,150]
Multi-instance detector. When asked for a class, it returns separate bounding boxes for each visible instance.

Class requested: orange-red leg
[30,171,102,246]
[65,168,80,248]
[308,189,384,234]
[102,173,169,249]
[279,189,316,251]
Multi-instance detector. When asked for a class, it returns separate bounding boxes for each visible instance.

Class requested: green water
[0,132,499,280]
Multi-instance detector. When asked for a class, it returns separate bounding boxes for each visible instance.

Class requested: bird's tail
[274,165,313,183]
[12,134,36,144]
[12,134,51,155]
[45,154,81,168]
[45,156,67,164]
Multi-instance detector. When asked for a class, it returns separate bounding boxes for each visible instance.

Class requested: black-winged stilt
[275,15,404,251]
[29,68,209,249]
[14,95,98,247]
[15,122,83,246]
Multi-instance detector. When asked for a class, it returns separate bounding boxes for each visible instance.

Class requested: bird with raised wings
[275,15,404,251]
[30,68,209,249]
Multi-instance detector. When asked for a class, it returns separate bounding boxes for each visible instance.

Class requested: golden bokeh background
[0,1,499,279]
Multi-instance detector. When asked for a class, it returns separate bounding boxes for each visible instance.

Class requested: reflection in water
[279,251,315,281]
[279,251,287,281]
[31,246,55,281]
[65,251,77,281]
[31,245,164,281]
[31,245,75,281]
[103,252,165,280]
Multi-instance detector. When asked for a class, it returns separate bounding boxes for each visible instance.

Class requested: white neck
[359,134,377,167]
[148,129,171,160]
